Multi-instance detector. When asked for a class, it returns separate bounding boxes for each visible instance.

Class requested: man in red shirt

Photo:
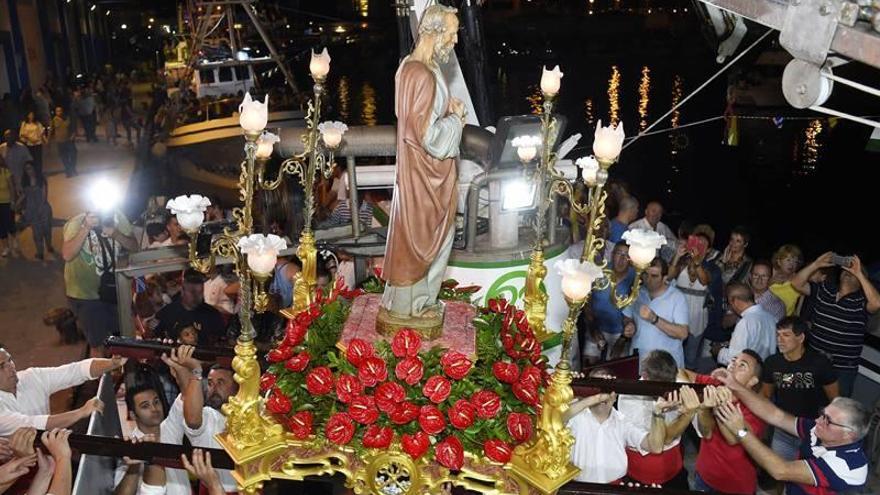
[689,349,767,494]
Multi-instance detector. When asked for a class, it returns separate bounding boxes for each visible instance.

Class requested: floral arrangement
[260,280,547,471]
[362,268,480,303]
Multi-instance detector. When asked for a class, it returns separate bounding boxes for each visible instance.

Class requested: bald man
[716,282,778,365]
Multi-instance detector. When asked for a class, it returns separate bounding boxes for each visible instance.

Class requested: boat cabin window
[234,66,250,81]
[218,66,233,82]
[199,69,216,84]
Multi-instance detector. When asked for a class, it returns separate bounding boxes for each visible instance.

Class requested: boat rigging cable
[622,28,774,151]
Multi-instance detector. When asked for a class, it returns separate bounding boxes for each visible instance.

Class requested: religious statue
[378,4,466,338]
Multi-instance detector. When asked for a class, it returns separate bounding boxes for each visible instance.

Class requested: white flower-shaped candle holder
[318,121,348,149]
[512,135,542,163]
[575,156,600,186]
[555,258,604,303]
[622,228,667,269]
[309,48,331,81]
[540,65,563,97]
[593,119,625,164]
[256,131,280,160]
[238,234,288,277]
[239,92,269,134]
[166,194,211,232]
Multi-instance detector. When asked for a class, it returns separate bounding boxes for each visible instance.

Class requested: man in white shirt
[564,369,671,483]
[162,346,238,492]
[715,283,778,365]
[114,382,190,495]
[0,345,124,436]
[628,201,677,244]
[617,350,701,489]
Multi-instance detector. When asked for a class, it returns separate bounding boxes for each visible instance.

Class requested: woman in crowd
[769,244,804,316]
[717,226,753,284]
[18,161,54,260]
[18,112,47,175]
[0,156,17,258]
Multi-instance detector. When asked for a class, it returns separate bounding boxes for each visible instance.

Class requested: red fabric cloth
[625,444,683,485]
[694,374,767,494]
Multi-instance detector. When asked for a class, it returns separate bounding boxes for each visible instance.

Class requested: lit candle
[318,121,348,149]
[256,131,280,159]
[556,259,603,303]
[239,92,269,133]
[622,229,667,269]
[309,48,331,81]
[593,119,625,163]
[166,194,212,232]
[238,234,288,276]
[576,156,599,186]
[540,65,563,97]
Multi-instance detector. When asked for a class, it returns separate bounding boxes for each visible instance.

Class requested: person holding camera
[791,252,880,397]
[62,209,138,358]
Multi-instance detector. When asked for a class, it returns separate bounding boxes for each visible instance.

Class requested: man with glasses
[749,260,786,322]
[622,257,689,369]
[583,242,635,363]
[715,368,868,494]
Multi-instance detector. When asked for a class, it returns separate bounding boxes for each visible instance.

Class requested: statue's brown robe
[383,60,458,287]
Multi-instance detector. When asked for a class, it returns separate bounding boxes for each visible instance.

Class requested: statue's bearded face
[433,16,459,64]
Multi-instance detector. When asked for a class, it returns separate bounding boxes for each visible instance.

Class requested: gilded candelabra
[510,66,664,493]
[165,48,347,493]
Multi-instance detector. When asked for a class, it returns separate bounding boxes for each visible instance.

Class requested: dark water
[309,10,880,263]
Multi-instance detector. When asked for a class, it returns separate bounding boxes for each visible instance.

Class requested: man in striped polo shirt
[791,252,880,397]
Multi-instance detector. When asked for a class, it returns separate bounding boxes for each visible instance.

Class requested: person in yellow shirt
[0,155,17,257]
[769,244,804,316]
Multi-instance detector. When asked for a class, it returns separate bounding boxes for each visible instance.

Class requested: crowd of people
[563,190,878,493]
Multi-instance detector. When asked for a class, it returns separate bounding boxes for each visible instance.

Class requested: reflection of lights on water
[799,119,823,175]
[360,82,377,126]
[638,66,651,132]
[337,76,350,124]
[608,65,620,126]
[358,0,369,17]
[527,85,543,115]
[671,75,683,128]
[584,98,594,127]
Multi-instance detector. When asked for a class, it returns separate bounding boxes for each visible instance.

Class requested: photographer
[791,252,880,397]
[62,207,138,358]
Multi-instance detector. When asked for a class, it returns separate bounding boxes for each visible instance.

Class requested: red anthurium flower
[358,357,388,387]
[335,373,363,404]
[440,351,472,380]
[435,435,464,471]
[484,439,513,464]
[507,412,533,444]
[294,310,313,328]
[448,399,476,430]
[266,346,293,363]
[373,266,383,280]
[418,405,446,435]
[348,395,380,425]
[284,351,311,373]
[308,302,321,319]
[512,381,539,406]
[375,382,406,414]
[266,388,291,415]
[288,411,314,439]
[346,339,374,368]
[401,431,430,460]
[362,424,394,449]
[470,390,502,419]
[259,373,276,393]
[520,365,542,389]
[391,328,422,358]
[422,375,451,403]
[284,318,308,347]
[394,356,424,386]
[325,412,356,445]
[488,298,509,314]
[492,362,519,384]
[389,401,420,425]
[305,366,334,395]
